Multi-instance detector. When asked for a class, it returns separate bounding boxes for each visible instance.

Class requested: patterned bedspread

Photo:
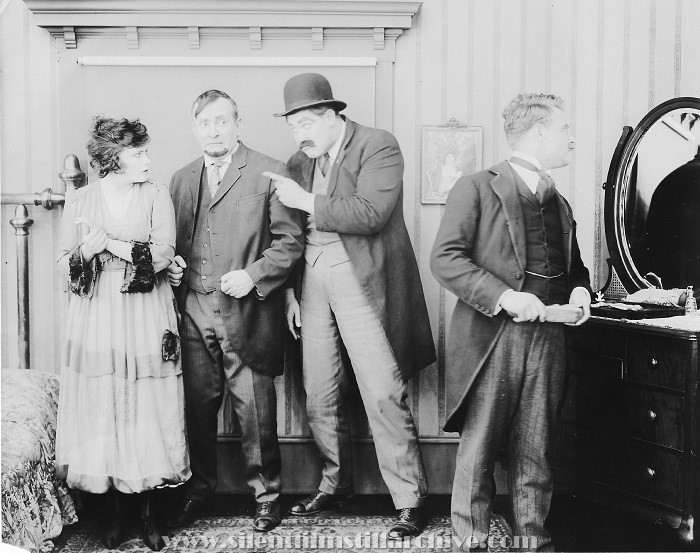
[1,370,77,552]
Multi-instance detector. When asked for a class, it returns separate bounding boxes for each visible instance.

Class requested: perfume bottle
[685,286,698,316]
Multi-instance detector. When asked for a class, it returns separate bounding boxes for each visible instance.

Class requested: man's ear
[235,117,244,133]
[533,122,547,143]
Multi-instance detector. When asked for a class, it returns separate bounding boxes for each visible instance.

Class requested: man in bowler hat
[431,93,591,551]
[263,72,436,538]
[166,89,303,531]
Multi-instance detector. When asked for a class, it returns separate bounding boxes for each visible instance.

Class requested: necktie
[319,153,331,178]
[535,172,556,204]
[209,162,224,198]
[509,157,556,204]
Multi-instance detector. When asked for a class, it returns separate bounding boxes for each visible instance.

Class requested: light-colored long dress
[55,180,190,494]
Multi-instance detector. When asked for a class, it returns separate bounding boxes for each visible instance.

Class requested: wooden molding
[249,26,262,49]
[187,26,199,49]
[311,27,324,50]
[373,26,384,50]
[76,56,378,67]
[23,1,422,29]
[62,26,76,48]
[125,26,139,49]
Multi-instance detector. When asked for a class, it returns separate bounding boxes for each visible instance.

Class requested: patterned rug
[57,513,513,552]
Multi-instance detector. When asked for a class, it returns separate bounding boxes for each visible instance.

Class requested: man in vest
[431,93,591,551]
[166,90,303,532]
[263,73,436,538]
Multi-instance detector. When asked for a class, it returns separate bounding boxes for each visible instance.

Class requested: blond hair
[502,93,564,145]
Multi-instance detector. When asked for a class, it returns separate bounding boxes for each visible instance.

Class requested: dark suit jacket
[287,117,436,380]
[430,161,590,432]
[170,143,304,377]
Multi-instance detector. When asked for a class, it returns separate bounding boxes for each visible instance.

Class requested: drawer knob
[646,410,658,422]
[644,467,656,480]
[649,357,659,368]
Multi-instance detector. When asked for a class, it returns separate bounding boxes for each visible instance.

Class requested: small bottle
[685,286,698,316]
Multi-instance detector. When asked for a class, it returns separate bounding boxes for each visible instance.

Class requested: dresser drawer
[566,350,622,380]
[566,325,625,357]
[561,373,684,450]
[621,386,684,450]
[626,335,689,391]
[554,428,682,509]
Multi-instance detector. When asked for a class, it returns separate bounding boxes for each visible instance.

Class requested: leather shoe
[102,491,125,549]
[143,518,166,551]
[253,501,281,532]
[388,507,426,538]
[103,521,124,550]
[165,498,204,529]
[289,490,354,516]
[142,490,166,551]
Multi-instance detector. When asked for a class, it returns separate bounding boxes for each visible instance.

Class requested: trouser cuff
[393,495,426,509]
[319,481,354,495]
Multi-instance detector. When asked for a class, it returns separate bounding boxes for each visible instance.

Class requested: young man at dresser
[263,72,436,538]
[431,94,592,551]
[166,89,303,532]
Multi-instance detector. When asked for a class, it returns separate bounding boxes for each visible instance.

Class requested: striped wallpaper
[393,0,700,437]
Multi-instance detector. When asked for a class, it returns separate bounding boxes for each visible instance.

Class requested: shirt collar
[510,150,542,171]
[204,142,238,167]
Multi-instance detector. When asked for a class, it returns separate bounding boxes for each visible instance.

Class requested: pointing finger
[262,171,287,182]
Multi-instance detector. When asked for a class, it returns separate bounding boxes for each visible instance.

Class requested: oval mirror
[605,97,700,292]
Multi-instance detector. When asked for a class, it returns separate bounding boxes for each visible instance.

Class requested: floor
[54,492,690,552]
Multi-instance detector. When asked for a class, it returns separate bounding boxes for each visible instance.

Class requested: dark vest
[514,175,568,305]
[187,169,217,292]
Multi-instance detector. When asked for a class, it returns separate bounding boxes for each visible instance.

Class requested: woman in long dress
[55,116,190,550]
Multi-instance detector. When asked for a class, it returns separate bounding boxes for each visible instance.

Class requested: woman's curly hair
[87,116,150,177]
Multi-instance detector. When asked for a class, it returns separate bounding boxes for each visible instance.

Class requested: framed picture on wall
[421,121,482,204]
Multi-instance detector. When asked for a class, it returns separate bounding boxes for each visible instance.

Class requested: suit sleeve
[430,177,512,315]
[245,162,305,299]
[568,220,592,294]
[314,132,402,235]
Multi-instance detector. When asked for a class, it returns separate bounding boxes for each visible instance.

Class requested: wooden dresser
[553,316,700,544]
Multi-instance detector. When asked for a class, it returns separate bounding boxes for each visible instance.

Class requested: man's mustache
[299,140,315,149]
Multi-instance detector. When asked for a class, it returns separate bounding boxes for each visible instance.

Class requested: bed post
[1,155,84,369]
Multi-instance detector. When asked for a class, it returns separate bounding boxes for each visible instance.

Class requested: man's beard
[204,146,229,157]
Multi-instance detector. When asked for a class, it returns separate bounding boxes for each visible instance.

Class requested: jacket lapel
[190,158,205,216]
[211,143,246,208]
[490,161,526,272]
[555,191,574,269]
[327,117,356,197]
[300,155,314,192]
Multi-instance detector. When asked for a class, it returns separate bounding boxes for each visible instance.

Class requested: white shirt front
[204,142,238,197]
[316,118,347,175]
[508,150,544,195]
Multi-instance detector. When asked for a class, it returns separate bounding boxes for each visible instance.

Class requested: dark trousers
[180,289,281,503]
[451,319,565,552]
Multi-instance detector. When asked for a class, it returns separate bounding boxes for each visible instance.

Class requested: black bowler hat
[274,73,347,117]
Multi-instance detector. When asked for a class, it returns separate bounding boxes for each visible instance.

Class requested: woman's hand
[75,217,108,261]
[167,256,187,287]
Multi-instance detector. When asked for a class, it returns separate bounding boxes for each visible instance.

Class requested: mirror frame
[604,96,700,293]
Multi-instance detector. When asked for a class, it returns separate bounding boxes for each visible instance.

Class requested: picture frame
[421,120,482,204]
